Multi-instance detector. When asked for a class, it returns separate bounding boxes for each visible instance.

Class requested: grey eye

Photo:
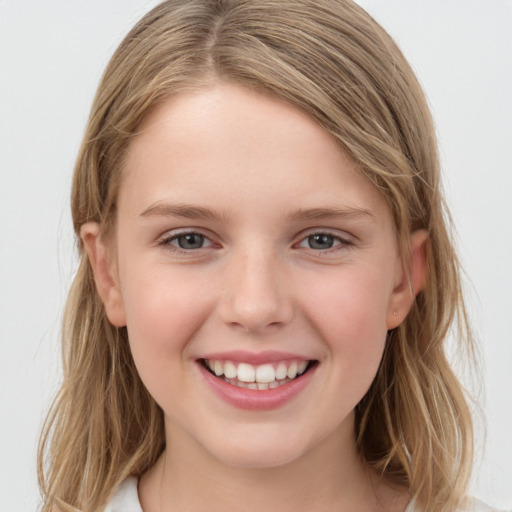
[307,234,336,249]
[174,233,206,249]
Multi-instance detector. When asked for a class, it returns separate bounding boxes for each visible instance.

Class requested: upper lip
[198,350,313,365]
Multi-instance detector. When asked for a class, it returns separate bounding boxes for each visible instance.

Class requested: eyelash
[295,231,352,253]
[158,230,352,255]
[159,231,213,253]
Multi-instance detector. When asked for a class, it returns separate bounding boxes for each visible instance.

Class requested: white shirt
[104,476,509,512]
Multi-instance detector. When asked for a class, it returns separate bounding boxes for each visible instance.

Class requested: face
[85,83,421,470]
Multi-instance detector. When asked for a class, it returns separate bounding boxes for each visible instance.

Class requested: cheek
[119,264,213,373]
[301,266,391,371]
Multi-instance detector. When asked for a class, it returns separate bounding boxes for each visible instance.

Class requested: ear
[80,222,127,327]
[386,229,428,330]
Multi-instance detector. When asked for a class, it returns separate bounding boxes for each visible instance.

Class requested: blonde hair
[38,1,475,510]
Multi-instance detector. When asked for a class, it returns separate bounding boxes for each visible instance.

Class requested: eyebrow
[140,202,374,222]
[287,207,375,221]
[140,202,228,220]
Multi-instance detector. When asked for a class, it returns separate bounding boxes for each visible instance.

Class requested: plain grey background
[0,1,511,510]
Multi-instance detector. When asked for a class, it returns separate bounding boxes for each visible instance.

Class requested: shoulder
[104,476,142,512]
[102,481,511,512]
[406,497,510,512]
[458,498,511,512]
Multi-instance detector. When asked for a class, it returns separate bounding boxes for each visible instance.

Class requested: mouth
[200,358,316,391]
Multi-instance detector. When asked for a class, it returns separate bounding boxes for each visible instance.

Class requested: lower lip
[198,362,316,411]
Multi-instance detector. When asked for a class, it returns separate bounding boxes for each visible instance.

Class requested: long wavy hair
[38,1,475,510]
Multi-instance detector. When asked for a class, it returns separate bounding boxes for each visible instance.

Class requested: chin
[202,428,312,470]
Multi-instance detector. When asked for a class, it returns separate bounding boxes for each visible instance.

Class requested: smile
[202,359,312,390]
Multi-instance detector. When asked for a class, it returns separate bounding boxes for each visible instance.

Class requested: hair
[38,1,476,511]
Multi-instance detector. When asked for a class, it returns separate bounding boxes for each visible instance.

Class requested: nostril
[218,270,294,332]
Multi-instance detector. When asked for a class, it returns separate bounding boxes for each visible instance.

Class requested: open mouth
[200,358,316,390]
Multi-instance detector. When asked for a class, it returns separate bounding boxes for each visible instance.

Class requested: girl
[37,1,503,511]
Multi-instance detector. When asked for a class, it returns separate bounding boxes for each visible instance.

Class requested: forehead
[130,82,339,171]
[119,82,391,227]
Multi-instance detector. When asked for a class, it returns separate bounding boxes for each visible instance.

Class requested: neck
[138,420,408,512]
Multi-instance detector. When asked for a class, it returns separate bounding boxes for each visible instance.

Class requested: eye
[305,233,338,250]
[296,232,351,251]
[161,232,213,251]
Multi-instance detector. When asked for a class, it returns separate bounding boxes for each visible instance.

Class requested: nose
[218,248,294,334]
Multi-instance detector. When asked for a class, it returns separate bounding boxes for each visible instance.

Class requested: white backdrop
[0,1,511,510]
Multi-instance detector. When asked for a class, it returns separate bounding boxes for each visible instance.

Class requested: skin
[82,82,427,512]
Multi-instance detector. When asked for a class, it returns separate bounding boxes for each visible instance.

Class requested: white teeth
[205,358,311,387]
[275,363,287,380]
[214,360,224,376]
[223,376,293,390]
[237,363,256,383]
[287,362,298,379]
[224,361,237,379]
[255,364,275,383]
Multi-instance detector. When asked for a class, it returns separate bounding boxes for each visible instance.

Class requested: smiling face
[83,82,422,470]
